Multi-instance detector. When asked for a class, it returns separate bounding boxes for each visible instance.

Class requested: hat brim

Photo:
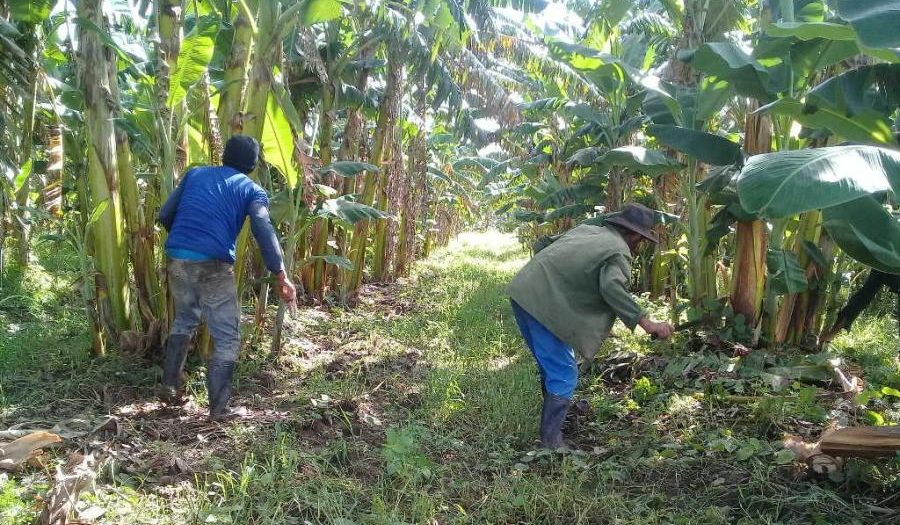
[606,216,659,243]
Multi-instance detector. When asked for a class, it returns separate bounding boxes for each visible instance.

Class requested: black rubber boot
[160,334,191,404]
[207,359,238,421]
[540,393,571,449]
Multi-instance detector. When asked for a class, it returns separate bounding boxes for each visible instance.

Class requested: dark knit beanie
[222,135,260,174]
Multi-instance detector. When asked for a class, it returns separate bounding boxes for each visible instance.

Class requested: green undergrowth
[2,232,899,524]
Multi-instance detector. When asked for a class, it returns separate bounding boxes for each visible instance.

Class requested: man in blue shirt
[157,135,296,421]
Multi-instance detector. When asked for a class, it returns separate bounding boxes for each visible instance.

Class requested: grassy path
[2,232,899,524]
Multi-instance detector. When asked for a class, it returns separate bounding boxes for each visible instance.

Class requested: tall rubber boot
[207,359,238,421]
[540,393,571,449]
[160,334,191,404]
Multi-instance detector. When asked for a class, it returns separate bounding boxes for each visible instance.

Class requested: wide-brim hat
[605,203,659,243]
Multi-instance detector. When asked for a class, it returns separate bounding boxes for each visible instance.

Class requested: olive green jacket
[507,224,645,360]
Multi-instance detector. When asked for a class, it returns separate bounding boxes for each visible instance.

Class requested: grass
[2,231,899,524]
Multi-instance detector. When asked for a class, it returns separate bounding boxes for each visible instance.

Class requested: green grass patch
[2,232,899,524]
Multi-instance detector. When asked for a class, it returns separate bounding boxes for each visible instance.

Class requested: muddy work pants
[167,258,241,363]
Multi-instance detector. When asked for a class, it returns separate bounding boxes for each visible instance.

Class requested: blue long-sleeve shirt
[158,166,285,273]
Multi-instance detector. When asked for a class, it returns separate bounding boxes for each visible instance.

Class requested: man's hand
[276,271,297,311]
[639,317,675,340]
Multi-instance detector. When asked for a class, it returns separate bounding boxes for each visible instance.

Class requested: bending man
[157,135,296,421]
[507,203,674,448]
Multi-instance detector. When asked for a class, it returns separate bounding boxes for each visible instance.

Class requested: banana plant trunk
[605,168,625,212]
[730,106,772,325]
[333,59,372,300]
[370,125,396,282]
[233,0,278,298]
[217,0,256,141]
[156,0,182,199]
[201,72,223,163]
[13,71,37,267]
[116,128,159,327]
[307,85,335,299]
[374,134,405,282]
[348,50,402,294]
[683,160,717,304]
[650,172,678,298]
[77,0,131,332]
[774,211,823,344]
[395,88,428,277]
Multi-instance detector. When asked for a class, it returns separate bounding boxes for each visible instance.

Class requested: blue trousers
[510,300,578,399]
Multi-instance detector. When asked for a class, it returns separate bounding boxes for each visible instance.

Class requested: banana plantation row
[0,0,898,356]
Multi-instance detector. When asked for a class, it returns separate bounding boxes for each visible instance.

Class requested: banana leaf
[736,145,900,218]
[690,42,779,101]
[822,197,900,274]
[806,64,900,120]
[319,196,388,225]
[566,145,679,174]
[167,15,219,108]
[319,161,380,177]
[766,21,856,42]
[647,125,743,166]
[835,0,900,52]
[767,248,809,294]
[300,0,343,25]
[758,98,895,145]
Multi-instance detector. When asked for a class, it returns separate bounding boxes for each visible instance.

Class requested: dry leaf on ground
[0,431,62,471]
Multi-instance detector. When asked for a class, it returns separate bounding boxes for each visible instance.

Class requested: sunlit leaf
[8,0,54,24]
[167,15,219,108]
[88,199,109,226]
[300,0,344,26]
[13,159,32,191]
[757,99,895,145]
[736,146,900,217]
[262,93,299,188]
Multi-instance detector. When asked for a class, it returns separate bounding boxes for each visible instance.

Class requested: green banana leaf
[514,210,545,223]
[757,99,895,145]
[836,0,900,51]
[767,249,809,294]
[8,0,53,24]
[599,146,681,174]
[319,196,388,225]
[302,254,354,271]
[544,203,595,221]
[567,145,680,174]
[300,0,344,25]
[806,64,900,119]
[647,125,743,166]
[822,196,900,274]
[765,21,856,41]
[167,15,219,108]
[319,161,380,177]
[789,38,861,83]
[690,42,778,101]
[736,145,900,217]
[262,93,299,189]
